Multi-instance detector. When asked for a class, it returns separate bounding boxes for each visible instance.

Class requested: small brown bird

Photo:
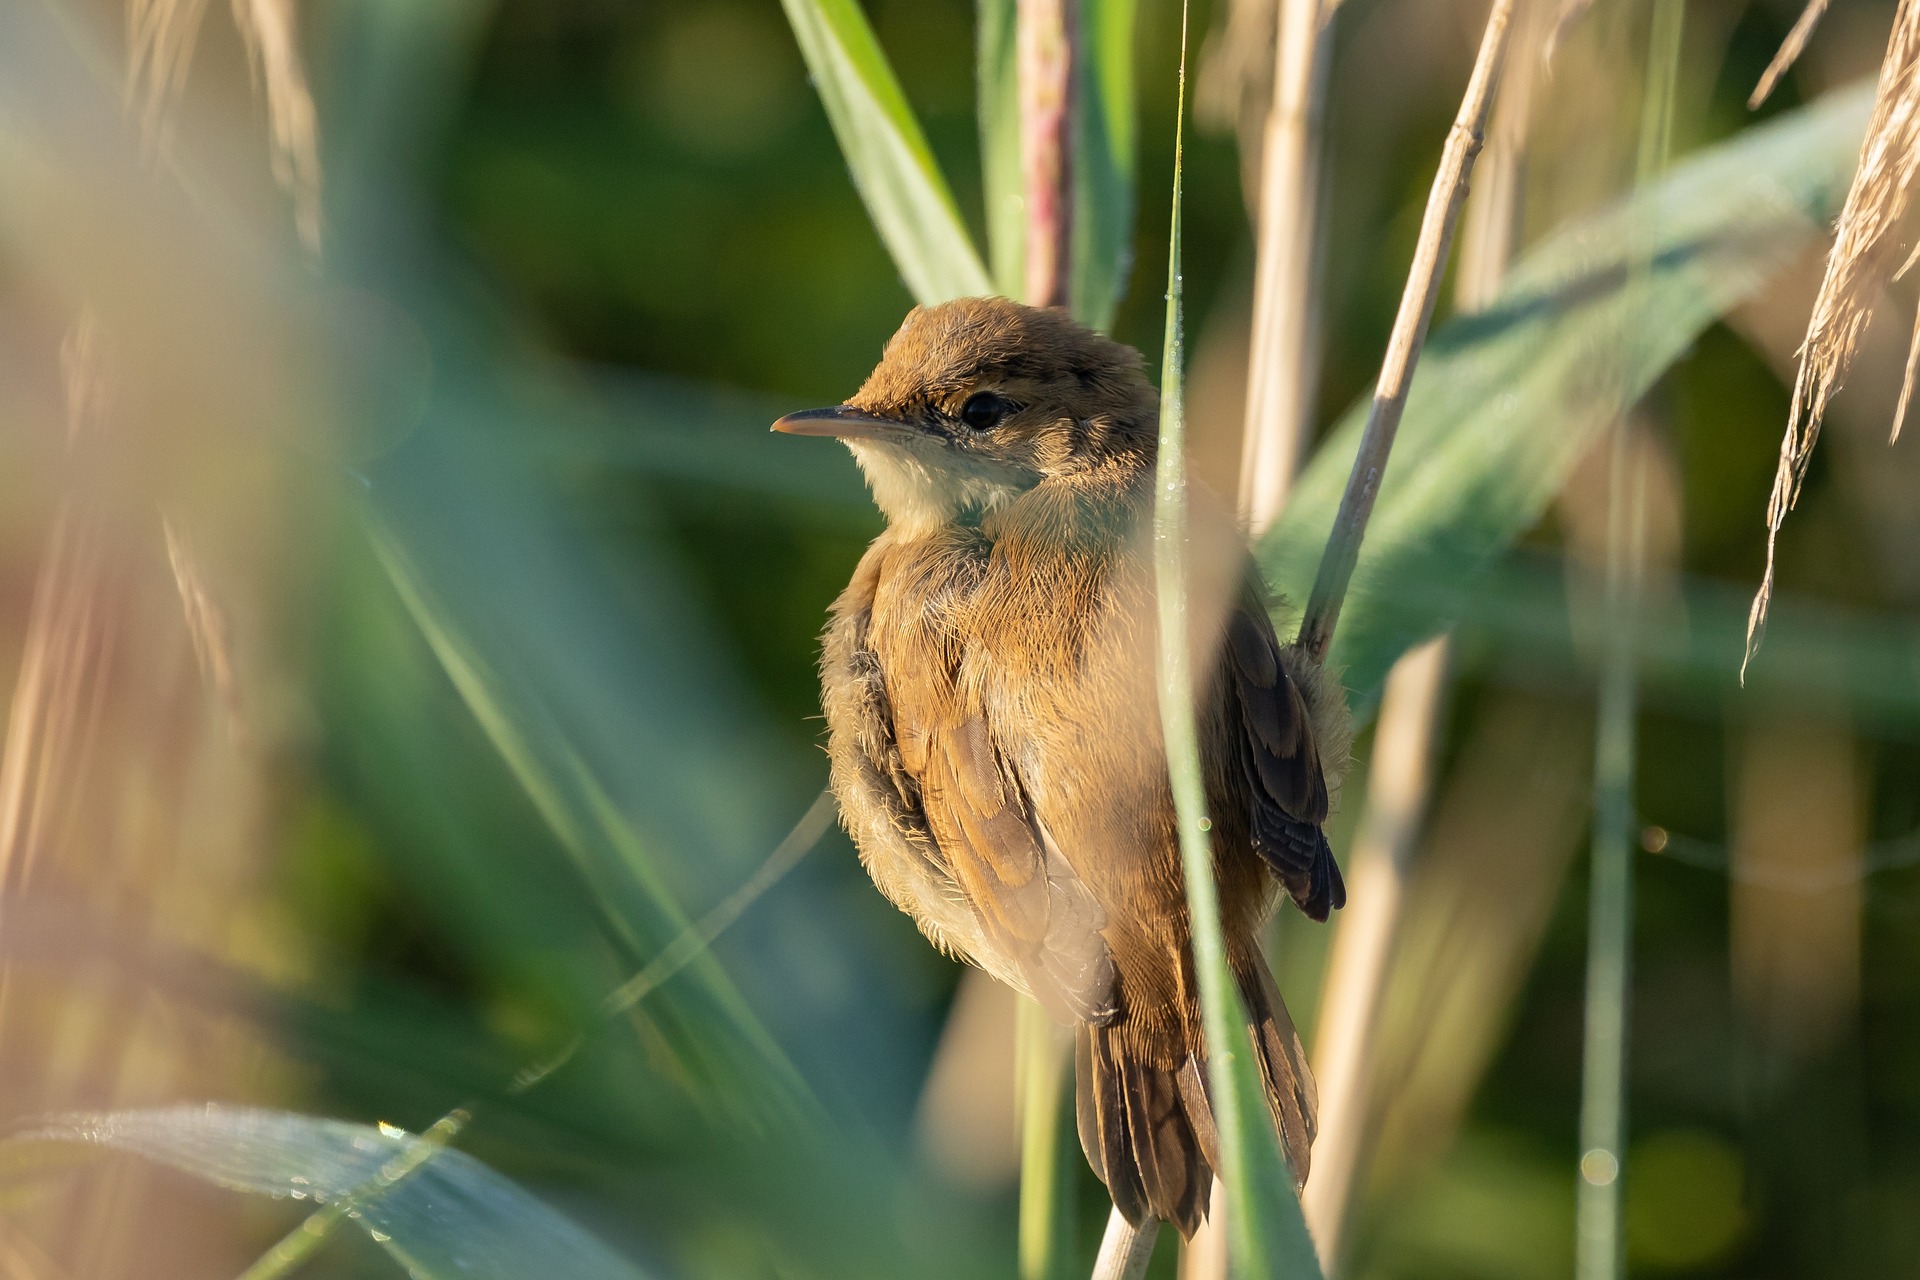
[775,297,1348,1237]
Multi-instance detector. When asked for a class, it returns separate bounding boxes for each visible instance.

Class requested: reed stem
[1576,4,1683,1276]
[1238,0,1333,533]
[1020,0,1077,309]
[1296,0,1517,663]
[1091,1210,1159,1280]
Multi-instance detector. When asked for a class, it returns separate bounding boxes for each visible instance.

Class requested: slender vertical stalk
[1153,8,1323,1276]
[1238,0,1334,533]
[1195,7,1338,1271]
[1021,0,1077,309]
[1296,0,1517,663]
[1296,8,1541,1261]
[1017,1,1082,1272]
[1092,1210,1159,1280]
[1298,636,1448,1262]
[1576,4,1682,1278]
[1017,999,1077,1280]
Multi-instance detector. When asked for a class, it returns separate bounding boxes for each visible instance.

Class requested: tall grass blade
[1016,999,1078,1280]
[1238,0,1331,533]
[9,1107,653,1280]
[1257,83,1875,708]
[980,0,1025,297]
[1578,3,1685,1275]
[1071,0,1137,331]
[780,0,992,305]
[367,511,810,1117]
[1293,0,1516,665]
[1151,7,1322,1275]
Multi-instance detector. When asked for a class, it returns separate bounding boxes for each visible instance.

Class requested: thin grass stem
[1750,0,1830,110]
[1576,4,1683,1277]
[1299,636,1448,1263]
[1091,1209,1159,1280]
[232,1110,470,1280]
[1296,0,1517,663]
[1017,1000,1077,1280]
[1296,10,1539,1258]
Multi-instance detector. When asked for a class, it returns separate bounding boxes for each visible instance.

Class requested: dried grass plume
[1747,0,1920,677]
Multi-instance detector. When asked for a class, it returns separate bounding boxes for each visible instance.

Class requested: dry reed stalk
[1020,0,1076,309]
[1299,638,1448,1264]
[1730,716,1863,1071]
[230,0,324,252]
[1296,0,1518,663]
[1362,693,1591,1188]
[1747,0,1920,676]
[1186,6,1335,1272]
[1091,1211,1158,1280]
[1237,0,1332,533]
[1295,10,1539,1256]
[162,520,245,744]
[0,317,117,896]
[1543,0,1597,65]
[1750,0,1830,110]
[123,0,323,250]
[125,0,213,155]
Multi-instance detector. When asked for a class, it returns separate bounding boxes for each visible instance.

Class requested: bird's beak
[771,405,914,442]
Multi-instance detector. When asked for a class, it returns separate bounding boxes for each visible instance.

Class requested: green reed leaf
[1071,0,1137,332]
[781,0,992,305]
[1151,8,1323,1275]
[1259,83,1874,710]
[11,1107,651,1280]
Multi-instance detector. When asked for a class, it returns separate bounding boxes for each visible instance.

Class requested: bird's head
[773,297,1159,533]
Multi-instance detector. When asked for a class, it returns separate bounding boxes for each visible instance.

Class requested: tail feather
[1076,1025,1209,1235]
[1074,964,1318,1234]
[1240,959,1317,1188]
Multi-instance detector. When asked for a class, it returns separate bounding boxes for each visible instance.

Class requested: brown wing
[825,542,1116,1025]
[909,710,1118,1025]
[1222,592,1345,921]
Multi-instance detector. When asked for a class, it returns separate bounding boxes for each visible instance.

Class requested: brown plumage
[774,297,1348,1237]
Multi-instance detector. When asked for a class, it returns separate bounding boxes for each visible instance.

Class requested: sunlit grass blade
[979,0,1024,298]
[780,0,992,305]
[9,1106,653,1280]
[1149,7,1322,1275]
[364,501,811,1120]
[1257,82,1875,709]
[1070,0,1137,332]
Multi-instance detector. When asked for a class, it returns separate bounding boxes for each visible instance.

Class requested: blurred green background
[3,0,1919,1278]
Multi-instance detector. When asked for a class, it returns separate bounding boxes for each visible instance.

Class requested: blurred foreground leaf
[780,0,992,305]
[10,1106,651,1280]
[1260,83,1875,707]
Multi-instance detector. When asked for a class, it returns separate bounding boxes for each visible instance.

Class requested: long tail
[1074,962,1317,1237]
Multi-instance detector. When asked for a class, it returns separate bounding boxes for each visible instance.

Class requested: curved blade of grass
[780,0,991,305]
[1151,9,1322,1275]
[9,1106,653,1280]
[1071,0,1138,332]
[367,504,811,1121]
[1257,82,1874,709]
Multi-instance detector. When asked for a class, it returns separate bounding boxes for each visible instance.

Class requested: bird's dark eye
[959,391,1013,431]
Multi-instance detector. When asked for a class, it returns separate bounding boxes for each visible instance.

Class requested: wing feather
[1224,592,1346,921]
